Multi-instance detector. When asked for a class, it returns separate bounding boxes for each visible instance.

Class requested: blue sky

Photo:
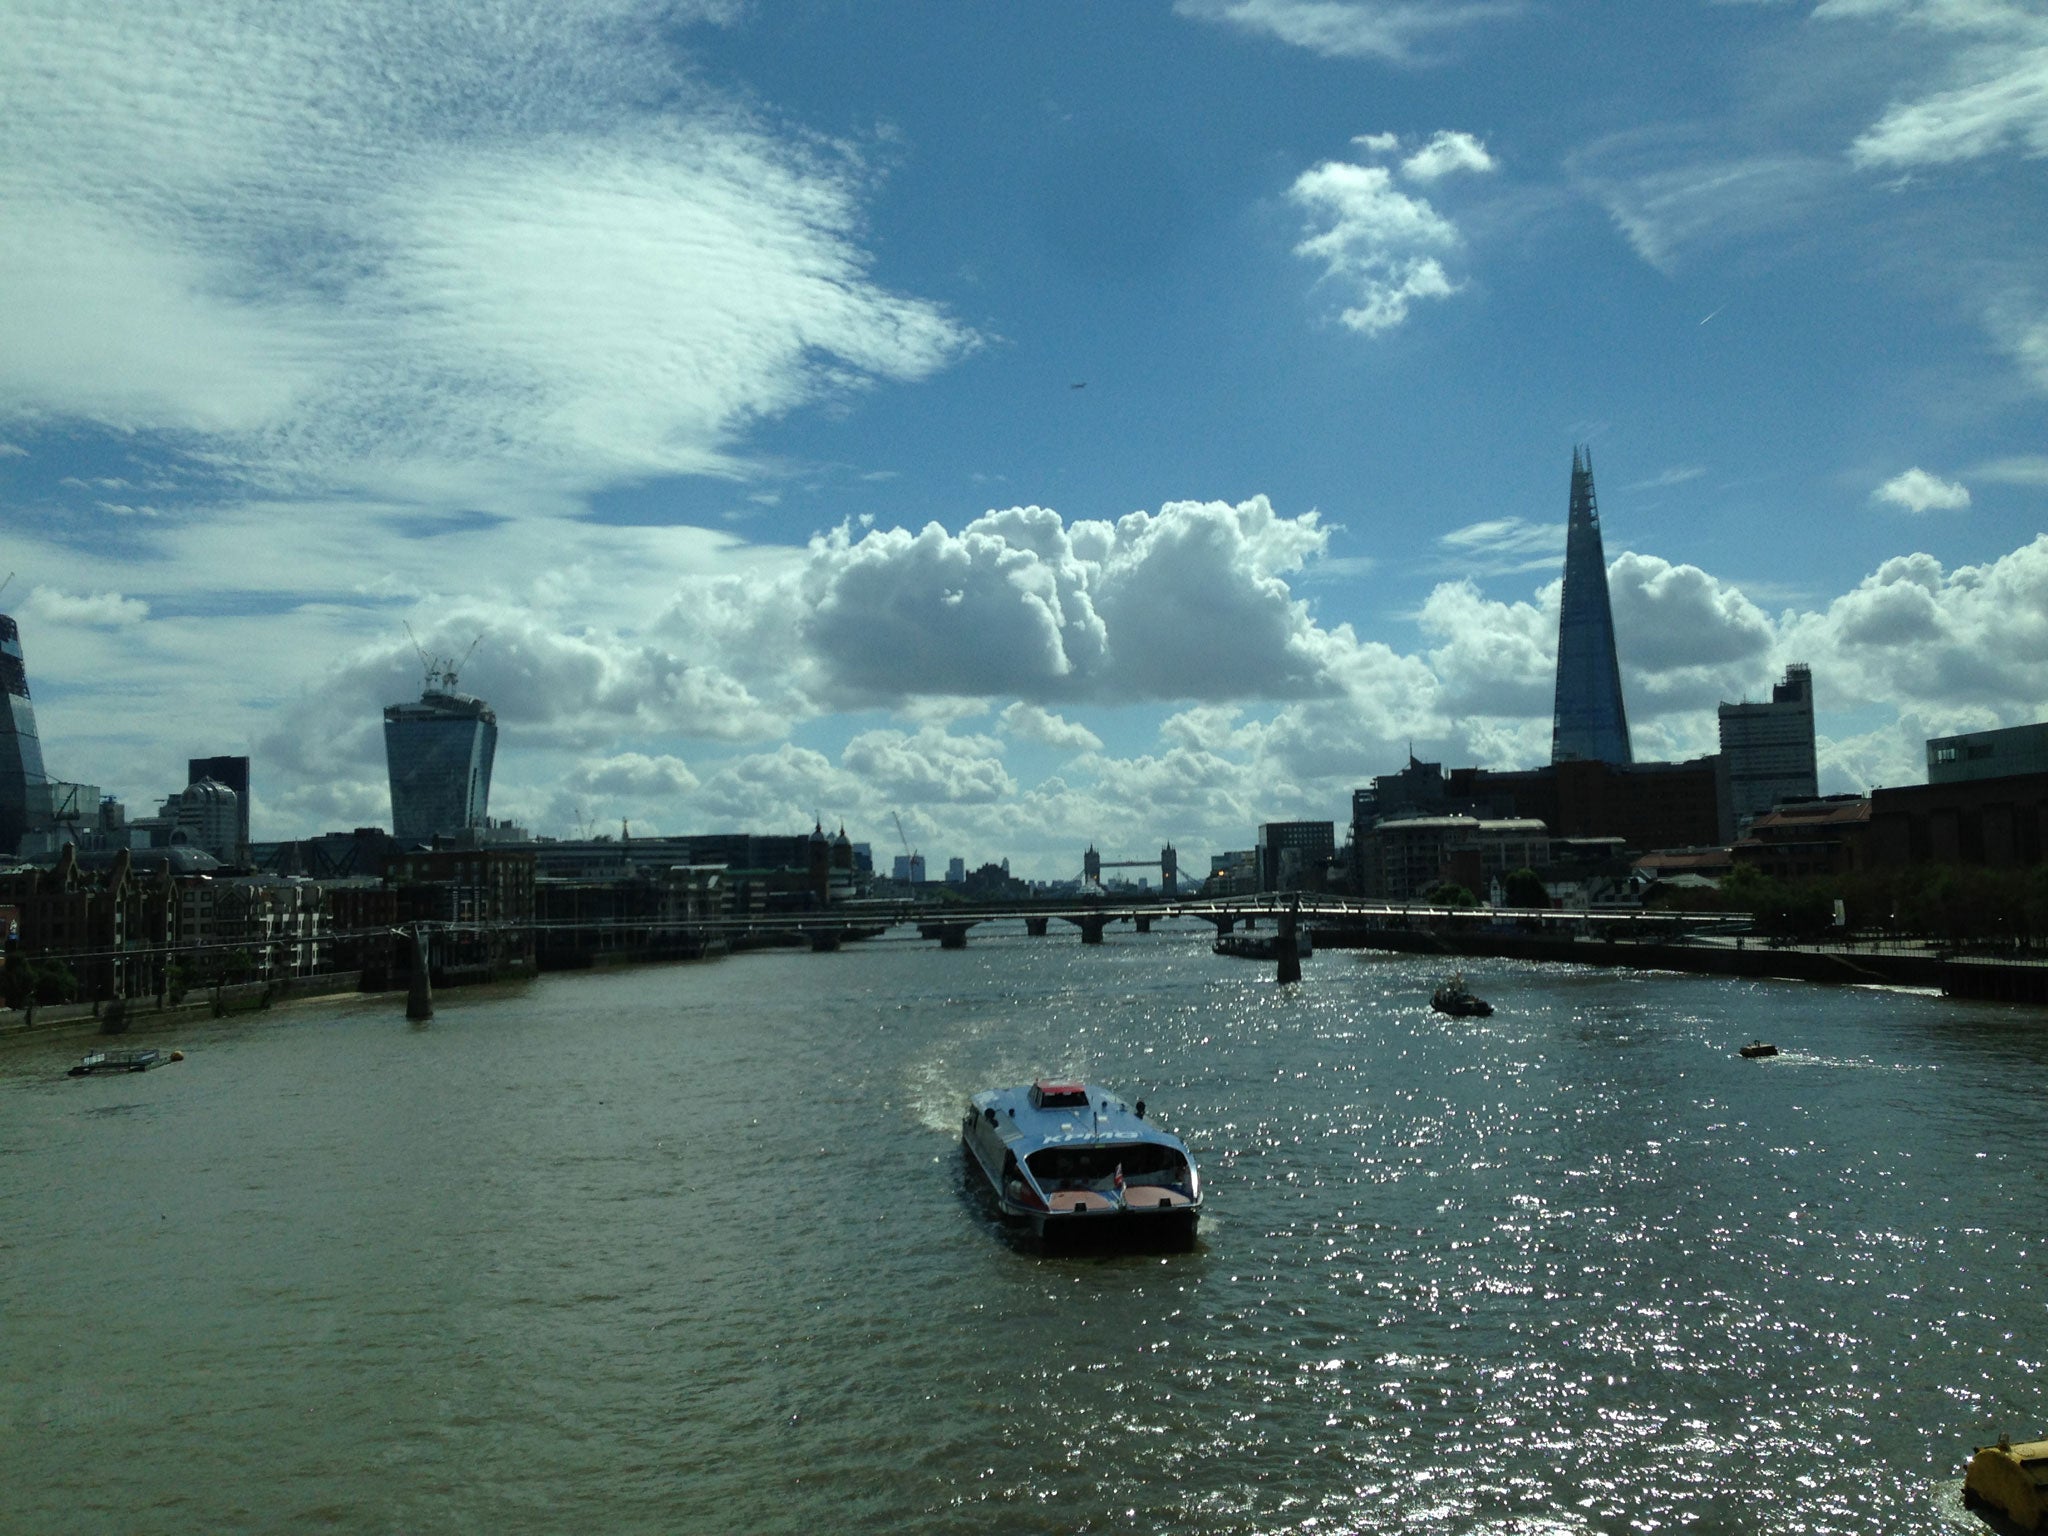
[3,0,2044,878]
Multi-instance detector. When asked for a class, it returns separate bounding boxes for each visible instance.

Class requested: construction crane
[892,812,920,880]
[402,622,484,693]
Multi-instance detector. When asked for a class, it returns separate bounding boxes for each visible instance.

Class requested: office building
[385,678,498,846]
[1551,448,1633,765]
[189,755,253,859]
[1256,820,1335,892]
[1926,721,2048,785]
[0,613,54,856]
[1717,663,1818,839]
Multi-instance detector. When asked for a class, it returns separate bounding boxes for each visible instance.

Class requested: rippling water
[3,922,2044,1533]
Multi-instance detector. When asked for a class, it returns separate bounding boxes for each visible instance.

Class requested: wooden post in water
[406,924,434,1022]
[1276,905,1302,984]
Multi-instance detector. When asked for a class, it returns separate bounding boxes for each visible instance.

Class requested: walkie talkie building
[1550,448,1633,766]
[384,681,498,846]
[0,614,54,856]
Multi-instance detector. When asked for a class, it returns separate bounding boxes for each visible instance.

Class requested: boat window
[1025,1144,1181,1185]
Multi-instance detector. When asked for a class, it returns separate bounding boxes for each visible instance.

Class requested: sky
[2,0,2045,881]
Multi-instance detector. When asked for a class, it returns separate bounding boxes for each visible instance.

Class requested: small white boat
[961,1080,1201,1248]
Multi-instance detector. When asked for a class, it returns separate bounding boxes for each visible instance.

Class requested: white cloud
[1972,454,2048,485]
[1401,131,1497,182]
[841,726,1015,804]
[1824,0,2048,169]
[798,496,1337,705]
[1873,466,1972,512]
[998,703,1104,753]
[1174,0,1523,64]
[1785,537,2048,721]
[1570,134,1838,274]
[1437,516,1563,575]
[20,588,151,627]
[563,752,701,799]
[0,0,973,508]
[1288,159,1465,333]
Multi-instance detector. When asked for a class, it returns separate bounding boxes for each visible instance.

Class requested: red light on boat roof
[1030,1080,1090,1109]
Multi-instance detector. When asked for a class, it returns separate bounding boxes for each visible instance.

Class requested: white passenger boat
[961,1080,1201,1247]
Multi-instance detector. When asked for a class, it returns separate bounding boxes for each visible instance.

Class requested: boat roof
[969,1081,1190,1157]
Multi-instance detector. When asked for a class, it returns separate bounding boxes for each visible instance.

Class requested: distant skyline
[3,1,2044,879]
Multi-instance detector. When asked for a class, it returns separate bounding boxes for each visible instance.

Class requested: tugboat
[1430,974,1493,1017]
[961,1080,1201,1248]
[1739,1040,1779,1059]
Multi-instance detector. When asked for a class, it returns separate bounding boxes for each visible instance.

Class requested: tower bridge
[1082,842,1178,894]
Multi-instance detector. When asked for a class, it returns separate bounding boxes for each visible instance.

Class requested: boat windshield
[1026,1144,1182,1186]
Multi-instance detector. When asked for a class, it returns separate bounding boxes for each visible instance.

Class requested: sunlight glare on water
[3,921,2044,1534]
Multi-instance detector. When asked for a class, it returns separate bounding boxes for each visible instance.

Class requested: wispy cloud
[1624,465,1707,493]
[0,1,974,512]
[1971,454,2048,485]
[1437,515,1562,575]
[1570,131,1839,274]
[1174,0,1523,65]
[1821,1,2048,168]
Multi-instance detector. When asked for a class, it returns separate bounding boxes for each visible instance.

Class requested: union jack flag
[1112,1164,1125,1196]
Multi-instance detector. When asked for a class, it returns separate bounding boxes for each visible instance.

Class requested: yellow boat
[1965,1434,2048,1530]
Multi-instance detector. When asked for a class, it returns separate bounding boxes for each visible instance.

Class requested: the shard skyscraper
[0,613,54,856]
[1550,447,1633,765]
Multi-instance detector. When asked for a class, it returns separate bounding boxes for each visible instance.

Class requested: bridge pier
[405,925,434,1021]
[1135,914,1153,934]
[919,922,976,949]
[1025,917,1049,937]
[1276,907,1302,985]
[1065,914,1111,945]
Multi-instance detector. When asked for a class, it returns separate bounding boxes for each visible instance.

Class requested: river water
[3,921,2043,1534]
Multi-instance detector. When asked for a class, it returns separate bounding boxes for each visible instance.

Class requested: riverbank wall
[1315,924,1948,989]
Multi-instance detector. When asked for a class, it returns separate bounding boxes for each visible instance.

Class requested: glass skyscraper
[1550,448,1633,766]
[384,685,498,846]
[0,614,54,856]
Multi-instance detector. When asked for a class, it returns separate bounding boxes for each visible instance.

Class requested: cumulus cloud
[999,703,1104,752]
[563,752,701,799]
[841,726,1015,804]
[1288,155,1466,333]
[1785,537,2048,723]
[1873,466,1971,512]
[798,496,1336,705]
[0,0,973,508]
[1174,0,1523,64]
[1401,130,1497,182]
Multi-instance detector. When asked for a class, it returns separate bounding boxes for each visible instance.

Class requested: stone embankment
[1317,924,1963,991]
